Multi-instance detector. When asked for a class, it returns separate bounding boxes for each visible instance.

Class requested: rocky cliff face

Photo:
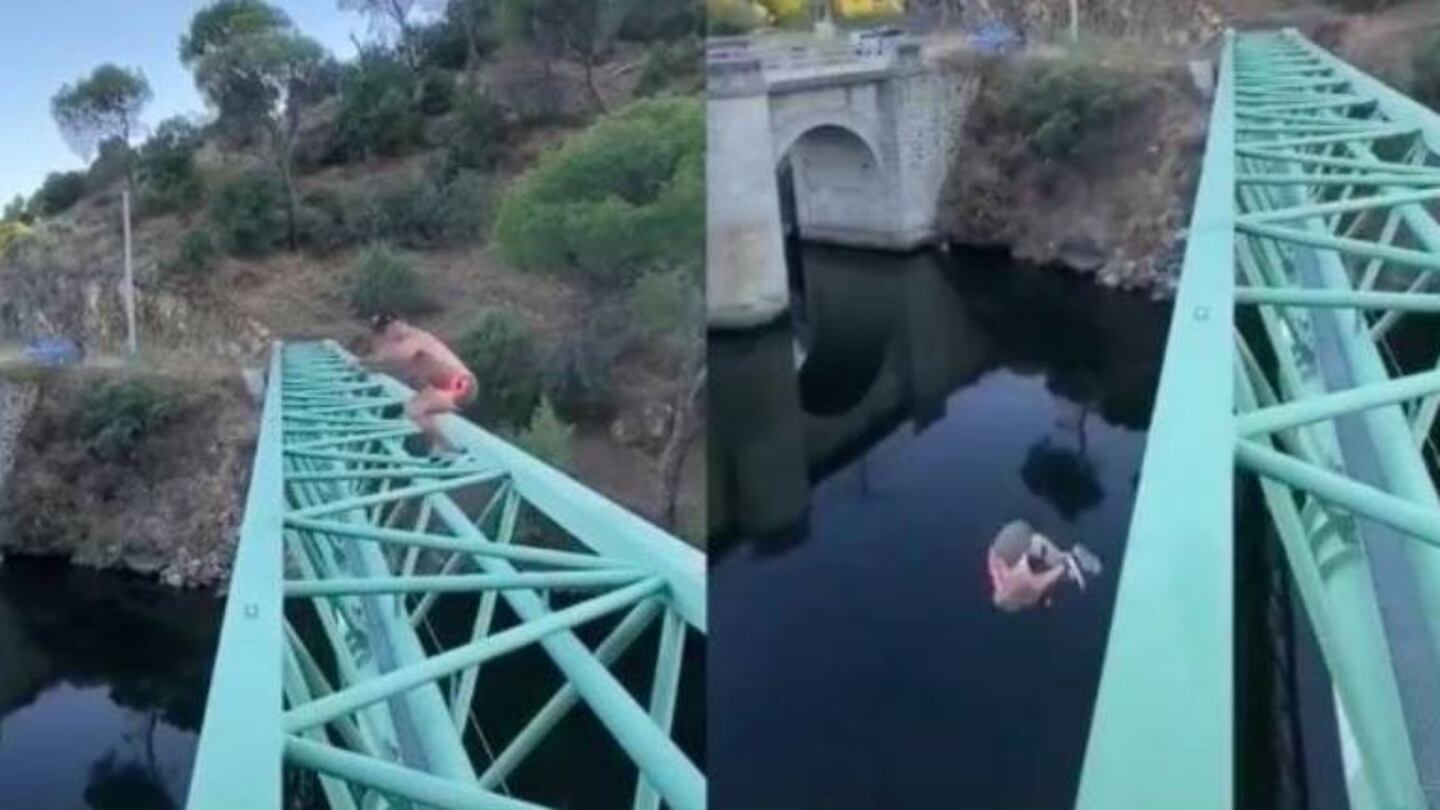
[0,378,39,555]
[0,201,269,362]
[950,0,1225,47]
[0,370,255,588]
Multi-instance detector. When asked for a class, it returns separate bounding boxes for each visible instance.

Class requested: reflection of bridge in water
[709,246,1167,544]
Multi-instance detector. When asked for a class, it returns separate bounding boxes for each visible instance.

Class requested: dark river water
[0,557,221,809]
[708,245,1170,808]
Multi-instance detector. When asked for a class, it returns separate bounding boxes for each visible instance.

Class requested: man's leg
[406,388,458,454]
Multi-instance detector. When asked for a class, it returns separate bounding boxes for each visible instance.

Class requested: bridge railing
[1076,29,1237,810]
[1084,27,1440,809]
[188,340,705,810]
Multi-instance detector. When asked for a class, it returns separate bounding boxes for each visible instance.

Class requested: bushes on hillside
[1415,33,1440,111]
[87,136,132,194]
[0,221,30,257]
[137,117,204,214]
[631,267,702,339]
[417,68,457,116]
[542,307,630,421]
[73,379,173,462]
[621,0,699,41]
[993,58,1139,161]
[163,229,219,280]
[636,38,703,98]
[362,170,493,248]
[442,91,505,173]
[210,171,287,257]
[334,54,426,161]
[349,245,431,318]
[454,312,542,429]
[493,97,703,287]
[29,171,87,217]
[506,397,574,470]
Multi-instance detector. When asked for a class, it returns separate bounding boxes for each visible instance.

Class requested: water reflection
[0,558,220,808]
[709,245,1169,808]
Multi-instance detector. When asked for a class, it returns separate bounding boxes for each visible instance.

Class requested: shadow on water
[0,557,221,809]
[708,244,1170,808]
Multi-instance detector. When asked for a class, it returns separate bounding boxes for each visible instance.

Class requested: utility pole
[1069,0,1080,43]
[122,189,137,358]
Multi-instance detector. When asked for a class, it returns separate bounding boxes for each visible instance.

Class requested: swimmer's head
[369,313,403,336]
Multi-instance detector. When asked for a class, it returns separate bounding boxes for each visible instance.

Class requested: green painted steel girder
[1088,26,1440,810]
[191,341,707,809]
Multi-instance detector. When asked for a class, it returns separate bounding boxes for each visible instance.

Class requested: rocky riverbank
[0,368,254,588]
[936,47,1208,295]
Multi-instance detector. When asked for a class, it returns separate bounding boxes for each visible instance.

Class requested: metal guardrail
[1082,28,1440,809]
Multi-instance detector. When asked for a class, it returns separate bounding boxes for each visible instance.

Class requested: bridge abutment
[707,59,791,330]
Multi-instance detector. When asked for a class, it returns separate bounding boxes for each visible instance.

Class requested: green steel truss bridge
[186,341,706,809]
[1080,29,1440,810]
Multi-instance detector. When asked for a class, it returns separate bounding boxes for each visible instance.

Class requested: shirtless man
[363,314,477,457]
[987,520,1101,612]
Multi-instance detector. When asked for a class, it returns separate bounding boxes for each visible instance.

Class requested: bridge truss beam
[1083,29,1440,809]
[189,341,706,810]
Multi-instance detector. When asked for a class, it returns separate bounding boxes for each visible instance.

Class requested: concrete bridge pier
[707,58,790,330]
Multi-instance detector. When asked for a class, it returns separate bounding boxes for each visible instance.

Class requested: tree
[2,195,25,223]
[190,8,329,248]
[180,0,293,140]
[447,0,497,86]
[137,118,205,213]
[181,0,292,63]
[500,0,640,112]
[51,64,151,195]
[339,0,443,67]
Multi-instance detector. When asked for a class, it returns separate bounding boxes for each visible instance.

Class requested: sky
[0,1,370,205]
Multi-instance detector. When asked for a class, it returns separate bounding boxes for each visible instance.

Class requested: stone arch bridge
[707,36,979,328]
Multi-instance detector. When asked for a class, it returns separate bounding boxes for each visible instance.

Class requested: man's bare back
[370,323,472,387]
[364,316,477,456]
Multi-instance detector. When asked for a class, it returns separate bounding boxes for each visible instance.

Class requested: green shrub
[543,308,630,421]
[505,396,574,470]
[631,268,701,338]
[444,91,505,172]
[417,68,457,116]
[349,245,430,318]
[995,59,1138,161]
[620,0,699,41]
[366,176,446,246]
[436,170,493,243]
[137,117,204,215]
[164,229,219,279]
[415,19,474,70]
[359,172,493,248]
[74,379,173,462]
[86,136,132,194]
[636,38,703,98]
[1415,33,1440,111]
[707,0,765,34]
[494,97,703,287]
[455,312,542,429]
[210,171,287,257]
[334,55,424,160]
[29,171,87,217]
[295,188,350,254]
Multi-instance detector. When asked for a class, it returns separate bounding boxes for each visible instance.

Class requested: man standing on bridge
[361,314,478,459]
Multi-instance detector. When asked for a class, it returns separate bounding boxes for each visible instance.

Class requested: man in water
[362,314,477,458]
[987,519,1102,612]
